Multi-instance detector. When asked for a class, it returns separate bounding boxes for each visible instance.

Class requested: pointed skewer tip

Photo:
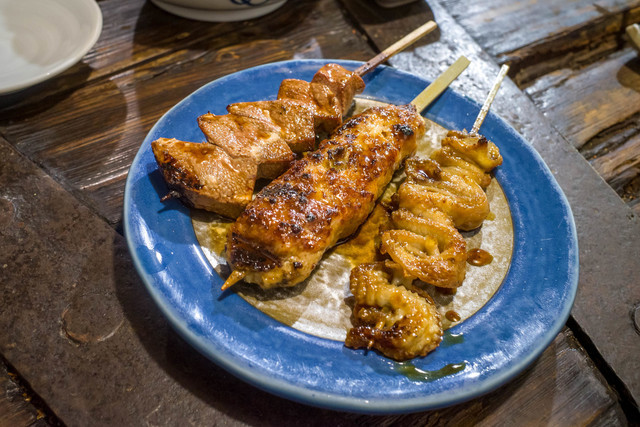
[222,270,246,290]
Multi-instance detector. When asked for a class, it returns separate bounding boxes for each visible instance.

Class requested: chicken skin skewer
[347,131,502,360]
[380,131,503,289]
[345,262,443,361]
[152,22,437,218]
[347,65,508,361]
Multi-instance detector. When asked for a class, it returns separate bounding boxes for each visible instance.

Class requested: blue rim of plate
[123,59,578,414]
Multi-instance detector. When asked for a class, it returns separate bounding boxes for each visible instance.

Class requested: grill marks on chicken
[151,64,365,216]
[151,138,257,218]
[225,104,425,289]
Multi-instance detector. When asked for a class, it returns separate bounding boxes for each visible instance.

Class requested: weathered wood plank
[0,362,40,427]
[337,0,439,52]
[525,48,640,212]
[399,329,626,426]
[1,0,339,111]
[0,0,374,226]
[590,131,640,212]
[439,0,640,85]
[525,48,640,148]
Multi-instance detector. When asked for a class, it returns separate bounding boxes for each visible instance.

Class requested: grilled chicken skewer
[223,57,471,291]
[152,22,437,218]
[346,65,508,361]
[380,66,507,290]
[225,103,425,289]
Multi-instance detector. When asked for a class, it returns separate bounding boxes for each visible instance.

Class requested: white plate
[150,0,287,22]
[0,0,102,94]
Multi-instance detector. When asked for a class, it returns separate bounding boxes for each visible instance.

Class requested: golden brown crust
[197,113,295,179]
[311,63,366,114]
[381,208,467,288]
[151,138,257,218]
[345,262,443,361]
[152,64,367,219]
[227,99,316,153]
[277,79,343,134]
[226,104,425,289]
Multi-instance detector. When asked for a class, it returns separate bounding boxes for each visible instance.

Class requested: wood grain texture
[526,49,640,148]
[437,0,640,218]
[0,362,40,427]
[526,48,640,213]
[394,330,626,426]
[0,0,374,226]
[439,0,640,86]
[1,0,362,111]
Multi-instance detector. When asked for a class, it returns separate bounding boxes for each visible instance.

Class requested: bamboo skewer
[222,270,246,290]
[355,21,438,76]
[471,64,509,134]
[410,56,471,112]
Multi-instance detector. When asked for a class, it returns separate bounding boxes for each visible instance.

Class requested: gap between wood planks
[567,316,640,423]
[0,355,63,427]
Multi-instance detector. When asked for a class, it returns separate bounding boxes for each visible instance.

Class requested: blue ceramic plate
[123,59,578,414]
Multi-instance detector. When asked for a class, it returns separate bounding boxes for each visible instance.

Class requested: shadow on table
[617,56,640,93]
[132,0,314,53]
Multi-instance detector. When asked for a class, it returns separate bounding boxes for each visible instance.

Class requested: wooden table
[1,0,639,425]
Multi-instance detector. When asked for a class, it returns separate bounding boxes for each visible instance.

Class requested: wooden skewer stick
[471,64,509,135]
[355,21,437,76]
[410,56,471,112]
[222,270,247,291]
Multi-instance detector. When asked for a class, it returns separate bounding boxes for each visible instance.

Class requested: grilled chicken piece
[430,145,492,189]
[381,207,467,288]
[441,130,502,173]
[277,79,343,134]
[400,158,490,231]
[310,63,366,114]
[345,262,443,361]
[225,104,425,289]
[154,64,366,219]
[197,113,295,179]
[379,129,502,289]
[227,99,316,153]
[151,138,257,218]
[277,64,364,134]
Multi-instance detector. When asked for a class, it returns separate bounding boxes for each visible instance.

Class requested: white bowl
[150,0,287,22]
[0,0,102,94]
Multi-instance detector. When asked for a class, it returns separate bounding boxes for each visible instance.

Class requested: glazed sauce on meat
[445,310,461,322]
[207,222,232,256]
[333,204,391,266]
[467,248,493,266]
